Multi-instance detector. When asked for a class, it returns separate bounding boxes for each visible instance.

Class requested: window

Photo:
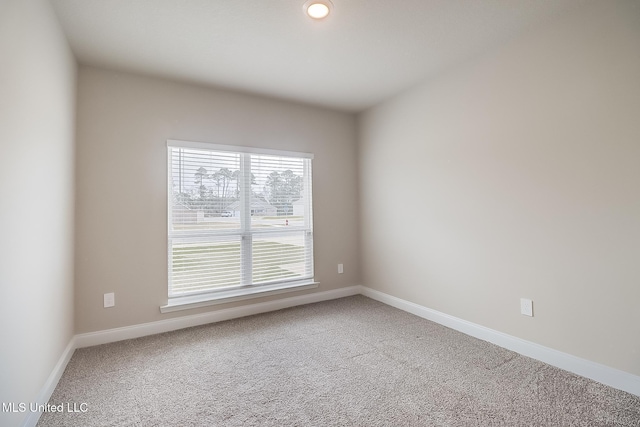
[164,140,315,310]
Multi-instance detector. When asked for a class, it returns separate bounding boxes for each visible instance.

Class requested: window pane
[170,237,242,295]
[252,232,311,284]
[170,147,241,232]
[250,155,306,228]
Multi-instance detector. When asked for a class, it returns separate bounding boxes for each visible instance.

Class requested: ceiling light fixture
[304,0,333,20]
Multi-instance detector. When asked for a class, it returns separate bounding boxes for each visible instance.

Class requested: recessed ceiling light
[304,0,333,20]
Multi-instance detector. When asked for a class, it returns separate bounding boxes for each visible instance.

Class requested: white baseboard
[21,337,77,427]
[75,285,361,348]
[359,285,640,397]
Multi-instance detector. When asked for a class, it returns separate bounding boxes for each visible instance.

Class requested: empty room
[1,0,639,426]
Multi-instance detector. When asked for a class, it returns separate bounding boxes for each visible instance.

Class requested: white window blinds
[167,141,314,298]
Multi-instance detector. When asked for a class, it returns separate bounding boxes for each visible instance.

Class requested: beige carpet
[38,296,640,426]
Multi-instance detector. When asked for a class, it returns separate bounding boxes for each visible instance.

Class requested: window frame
[162,140,317,313]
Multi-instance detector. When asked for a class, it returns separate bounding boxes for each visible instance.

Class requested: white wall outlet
[338,263,344,274]
[520,298,533,317]
[104,292,115,308]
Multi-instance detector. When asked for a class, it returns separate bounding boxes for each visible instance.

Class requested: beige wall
[358,1,640,376]
[74,67,360,333]
[0,0,77,426]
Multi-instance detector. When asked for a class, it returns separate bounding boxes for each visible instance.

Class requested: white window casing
[163,140,315,311]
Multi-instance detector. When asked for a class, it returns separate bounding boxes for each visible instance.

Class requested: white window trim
[163,140,316,312]
[167,139,314,160]
[160,280,319,313]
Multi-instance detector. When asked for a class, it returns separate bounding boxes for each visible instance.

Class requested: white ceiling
[51,0,591,112]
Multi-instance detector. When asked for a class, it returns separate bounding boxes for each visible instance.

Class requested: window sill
[160,280,319,313]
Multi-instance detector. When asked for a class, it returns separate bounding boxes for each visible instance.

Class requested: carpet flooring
[38,295,640,426]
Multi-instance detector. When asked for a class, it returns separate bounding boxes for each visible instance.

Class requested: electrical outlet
[338,263,344,274]
[104,292,115,308]
[520,298,533,317]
